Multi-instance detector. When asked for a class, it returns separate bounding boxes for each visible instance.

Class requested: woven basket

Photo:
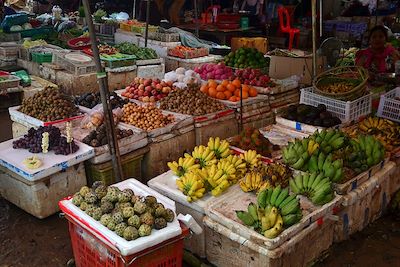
[313,66,368,101]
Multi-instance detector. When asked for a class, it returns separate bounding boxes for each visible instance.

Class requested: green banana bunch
[310,129,347,154]
[308,152,344,182]
[282,140,310,171]
[290,172,334,206]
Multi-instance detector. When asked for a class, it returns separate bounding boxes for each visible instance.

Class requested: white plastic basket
[300,87,371,123]
[377,87,400,122]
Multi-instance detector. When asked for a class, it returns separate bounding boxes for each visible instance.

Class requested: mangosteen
[296,104,310,115]
[317,104,327,112]
[287,105,297,114]
[322,118,333,127]
[286,113,297,121]
[313,118,322,126]
[332,117,342,126]
[319,111,332,120]
[305,118,313,125]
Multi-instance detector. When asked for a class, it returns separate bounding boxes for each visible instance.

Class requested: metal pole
[375,0,379,25]
[319,0,322,37]
[82,0,124,182]
[133,0,137,19]
[311,0,317,78]
[194,0,199,37]
[145,0,151,47]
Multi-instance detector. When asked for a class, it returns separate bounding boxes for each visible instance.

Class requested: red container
[66,213,189,267]
[68,37,92,50]
[217,14,241,24]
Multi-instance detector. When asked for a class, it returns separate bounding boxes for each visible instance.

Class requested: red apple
[144,79,151,86]
[143,91,150,96]
[138,84,145,91]
[151,89,157,96]
[145,86,152,92]
[138,90,144,97]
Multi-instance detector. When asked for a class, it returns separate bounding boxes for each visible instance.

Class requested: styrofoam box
[59,178,182,256]
[147,170,237,258]
[259,124,310,146]
[0,138,94,182]
[275,116,325,134]
[137,64,165,80]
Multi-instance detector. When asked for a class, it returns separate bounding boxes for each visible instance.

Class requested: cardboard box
[268,50,325,85]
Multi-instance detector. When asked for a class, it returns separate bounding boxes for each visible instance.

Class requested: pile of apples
[194,63,233,81]
[234,68,272,87]
[121,78,173,103]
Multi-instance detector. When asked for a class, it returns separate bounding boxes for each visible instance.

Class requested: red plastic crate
[66,214,189,267]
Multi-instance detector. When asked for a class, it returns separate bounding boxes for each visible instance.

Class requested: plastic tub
[377,87,400,122]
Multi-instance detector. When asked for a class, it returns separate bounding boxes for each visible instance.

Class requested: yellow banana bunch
[307,139,319,155]
[206,164,230,196]
[240,150,261,170]
[167,156,200,177]
[217,160,237,183]
[185,145,217,169]
[223,154,247,174]
[239,172,265,192]
[208,137,231,159]
[176,171,206,202]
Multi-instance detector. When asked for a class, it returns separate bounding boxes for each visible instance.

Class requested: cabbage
[10,25,23,32]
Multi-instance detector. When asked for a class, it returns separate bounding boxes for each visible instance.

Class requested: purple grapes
[12,125,79,155]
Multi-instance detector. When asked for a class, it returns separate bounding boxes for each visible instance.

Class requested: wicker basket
[313,66,368,101]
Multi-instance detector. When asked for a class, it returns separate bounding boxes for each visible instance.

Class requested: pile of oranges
[200,79,258,102]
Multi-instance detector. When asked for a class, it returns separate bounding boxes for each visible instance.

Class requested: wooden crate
[204,215,334,267]
[194,113,238,146]
[0,162,86,219]
[142,126,196,182]
[334,162,396,243]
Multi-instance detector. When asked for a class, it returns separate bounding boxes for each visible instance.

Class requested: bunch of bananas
[358,117,400,152]
[308,152,344,182]
[185,145,217,168]
[309,129,347,154]
[167,156,200,177]
[239,172,270,193]
[258,162,292,188]
[345,135,385,174]
[176,171,206,202]
[240,150,262,170]
[208,137,231,159]
[217,160,237,183]
[290,173,334,205]
[199,165,231,197]
[222,154,247,175]
[282,140,311,171]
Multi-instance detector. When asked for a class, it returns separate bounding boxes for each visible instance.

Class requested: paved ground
[1,110,400,267]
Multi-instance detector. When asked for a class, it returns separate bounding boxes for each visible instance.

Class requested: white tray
[259,124,310,146]
[59,179,182,256]
[0,138,94,182]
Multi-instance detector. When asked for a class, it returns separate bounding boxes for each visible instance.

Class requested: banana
[257,190,268,209]
[281,198,300,216]
[266,207,278,227]
[236,210,255,226]
[294,174,304,192]
[274,188,289,207]
[307,172,317,190]
[282,213,301,226]
[308,155,318,172]
[289,179,300,194]
[278,195,296,210]
[270,186,282,206]
[317,152,326,170]
[264,224,283,239]
[261,216,271,231]
[311,173,325,189]
[302,173,309,191]
[292,157,305,170]
[248,203,258,221]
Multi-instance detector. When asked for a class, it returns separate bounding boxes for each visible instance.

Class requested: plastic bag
[12,70,31,87]
[80,105,122,130]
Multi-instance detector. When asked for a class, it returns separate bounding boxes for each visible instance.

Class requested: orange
[232,79,241,88]
[200,84,209,94]
[221,80,230,87]
[227,84,236,93]
[216,84,226,92]
[249,87,258,97]
[242,91,249,99]
[209,87,217,98]
[216,92,226,100]
[242,84,250,92]
[224,90,232,99]
[208,80,218,88]
[234,89,241,97]
[228,96,237,102]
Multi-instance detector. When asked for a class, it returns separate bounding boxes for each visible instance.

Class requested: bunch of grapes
[13,126,79,155]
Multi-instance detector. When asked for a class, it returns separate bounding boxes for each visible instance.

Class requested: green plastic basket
[85,152,144,186]
[31,52,53,64]
[100,54,136,69]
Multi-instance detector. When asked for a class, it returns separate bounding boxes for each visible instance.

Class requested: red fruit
[250,80,257,86]
[145,86,152,92]
[143,91,150,96]
[151,89,157,96]
[155,84,163,91]
[138,90,144,97]
[144,79,151,86]
[138,84,145,91]
[129,93,134,98]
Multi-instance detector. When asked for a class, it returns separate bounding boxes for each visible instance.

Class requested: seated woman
[356,25,400,74]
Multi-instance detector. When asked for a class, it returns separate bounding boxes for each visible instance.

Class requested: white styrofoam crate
[377,87,400,122]
[300,87,371,123]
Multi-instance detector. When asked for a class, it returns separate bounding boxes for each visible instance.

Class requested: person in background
[240,0,263,15]
[356,25,400,74]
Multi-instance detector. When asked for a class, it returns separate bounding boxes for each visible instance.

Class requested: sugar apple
[100,214,112,226]
[100,200,114,214]
[85,205,96,217]
[115,222,127,237]
[138,224,152,237]
[118,191,131,203]
[122,207,135,219]
[92,181,104,191]
[112,211,124,224]
[118,202,133,210]
[134,201,147,215]
[153,203,165,210]
[84,191,98,204]
[107,221,116,231]
[95,185,108,199]
[92,207,103,220]
[127,215,141,228]
[164,209,175,222]
[154,217,167,230]
[144,195,157,207]
[123,188,134,198]
[79,201,89,211]
[131,195,141,204]
[140,212,154,227]
[106,186,121,202]
[123,226,139,241]
[79,186,90,197]
[72,193,84,206]
[146,206,155,216]
[155,207,166,218]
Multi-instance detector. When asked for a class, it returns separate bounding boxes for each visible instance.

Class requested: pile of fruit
[168,46,209,59]
[233,68,274,87]
[85,44,119,55]
[13,126,79,155]
[82,124,134,147]
[259,162,292,188]
[121,78,173,103]
[231,127,279,158]
[335,47,358,67]
[224,47,268,69]
[168,137,263,202]
[19,88,79,122]
[200,79,258,102]
[194,63,233,81]
[236,187,302,238]
[115,42,158,60]
[72,182,175,241]
[283,104,342,128]
[75,92,129,109]
[121,103,175,131]
[290,173,334,205]
[159,85,226,116]
[163,67,201,89]
[282,130,346,183]
[352,117,400,152]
